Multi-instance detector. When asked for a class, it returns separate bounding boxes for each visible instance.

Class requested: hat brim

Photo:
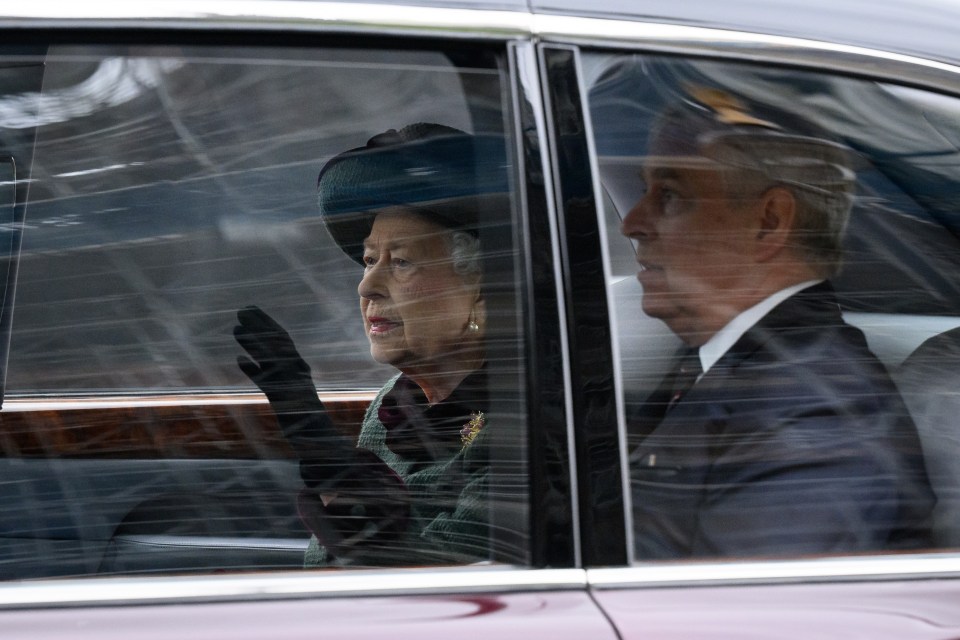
[323,193,512,265]
[317,132,509,264]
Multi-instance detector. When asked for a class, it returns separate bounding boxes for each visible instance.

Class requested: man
[620,87,934,559]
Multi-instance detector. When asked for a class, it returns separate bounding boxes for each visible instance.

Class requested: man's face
[620,162,759,343]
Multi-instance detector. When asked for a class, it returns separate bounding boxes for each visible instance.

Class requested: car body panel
[595,578,960,639]
[0,590,618,640]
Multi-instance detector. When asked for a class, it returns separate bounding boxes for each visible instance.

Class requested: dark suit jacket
[629,282,935,559]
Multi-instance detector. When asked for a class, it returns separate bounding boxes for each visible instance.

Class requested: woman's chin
[369,344,407,368]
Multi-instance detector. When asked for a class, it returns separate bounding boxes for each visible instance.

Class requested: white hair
[721,142,855,278]
[447,230,482,277]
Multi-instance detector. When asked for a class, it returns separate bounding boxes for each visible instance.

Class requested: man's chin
[640,296,676,323]
[641,299,697,338]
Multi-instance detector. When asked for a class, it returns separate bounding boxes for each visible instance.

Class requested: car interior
[592,53,960,553]
[0,41,526,579]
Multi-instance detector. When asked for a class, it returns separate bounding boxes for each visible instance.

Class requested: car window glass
[0,43,528,579]
[583,52,960,560]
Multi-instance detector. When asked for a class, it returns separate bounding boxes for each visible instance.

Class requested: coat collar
[377,366,488,463]
[710,280,843,371]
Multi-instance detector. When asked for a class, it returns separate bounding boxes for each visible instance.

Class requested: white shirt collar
[697,279,823,377]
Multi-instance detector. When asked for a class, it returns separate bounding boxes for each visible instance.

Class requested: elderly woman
[235,123,508,567]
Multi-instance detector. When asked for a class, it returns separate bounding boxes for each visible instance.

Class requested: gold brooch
[460,411,485,449]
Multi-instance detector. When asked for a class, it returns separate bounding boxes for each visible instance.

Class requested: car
[1,0,960,637]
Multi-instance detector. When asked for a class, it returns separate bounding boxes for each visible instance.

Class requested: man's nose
[620,196,655,240]
[358,261,387,299]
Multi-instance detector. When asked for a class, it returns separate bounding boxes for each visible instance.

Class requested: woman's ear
[473,295,487,333]
[754,186,797,262]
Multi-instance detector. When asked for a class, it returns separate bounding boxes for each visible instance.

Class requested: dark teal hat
[317,123,510,264]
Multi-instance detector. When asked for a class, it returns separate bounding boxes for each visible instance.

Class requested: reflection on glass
[587,55,960,559]
[0,156,15,405]
[0,45,526,580]
[11,46,498,393]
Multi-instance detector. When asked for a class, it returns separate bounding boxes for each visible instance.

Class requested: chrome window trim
[588,554,960,589]
[0,1,531,39]
[0,567,587,609]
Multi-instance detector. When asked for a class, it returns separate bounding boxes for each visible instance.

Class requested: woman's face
[358,211,482,374]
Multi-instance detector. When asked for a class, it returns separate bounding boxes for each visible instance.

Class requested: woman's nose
[358,261,388,299]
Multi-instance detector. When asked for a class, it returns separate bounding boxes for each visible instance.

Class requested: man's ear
[754,186,796,262]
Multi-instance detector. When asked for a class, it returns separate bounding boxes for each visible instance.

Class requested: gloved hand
[297,449,410,561]
[234,305,349,461]
[234,306,410,557]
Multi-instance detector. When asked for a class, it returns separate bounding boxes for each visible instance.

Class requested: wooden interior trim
[1,391,377,411]
[0,391,377,459]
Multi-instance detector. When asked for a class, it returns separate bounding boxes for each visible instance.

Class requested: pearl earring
[468,309,479,333]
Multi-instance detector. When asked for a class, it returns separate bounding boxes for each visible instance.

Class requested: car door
[533,13,960,639]
[0,6,621,638]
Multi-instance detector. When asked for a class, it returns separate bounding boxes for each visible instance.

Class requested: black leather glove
[297,449,410,561]
[234,305,356,488]
[234,306,410,557]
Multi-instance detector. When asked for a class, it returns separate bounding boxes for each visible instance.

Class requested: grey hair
[720,142,855,278]
[447,230,482,278]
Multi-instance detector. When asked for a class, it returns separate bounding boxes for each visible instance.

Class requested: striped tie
[668,347,702,411]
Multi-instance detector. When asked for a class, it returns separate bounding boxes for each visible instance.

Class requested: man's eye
[392,258,412,270]
[660,188,685,216]
[363,255,378,268]
[635,176,649,199]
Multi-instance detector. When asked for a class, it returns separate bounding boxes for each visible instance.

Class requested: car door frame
[531,12,960,636]
[0,2,604,628]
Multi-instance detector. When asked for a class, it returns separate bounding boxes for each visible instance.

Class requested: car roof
[7,0,960,69]
[530,0,960,67]
[305,0,960,68]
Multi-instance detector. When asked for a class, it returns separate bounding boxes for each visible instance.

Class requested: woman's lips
[367,316,401,335]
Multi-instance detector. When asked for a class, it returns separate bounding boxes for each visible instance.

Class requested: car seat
[895,326,960,548]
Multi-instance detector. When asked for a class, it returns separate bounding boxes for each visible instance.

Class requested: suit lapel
[638,282,845,432]
[708,281,844,373]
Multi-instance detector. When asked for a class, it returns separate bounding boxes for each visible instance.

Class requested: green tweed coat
[304,374,489,567]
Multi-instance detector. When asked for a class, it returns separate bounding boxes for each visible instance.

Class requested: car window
[583,51,960,560]
[0,42,529,578]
